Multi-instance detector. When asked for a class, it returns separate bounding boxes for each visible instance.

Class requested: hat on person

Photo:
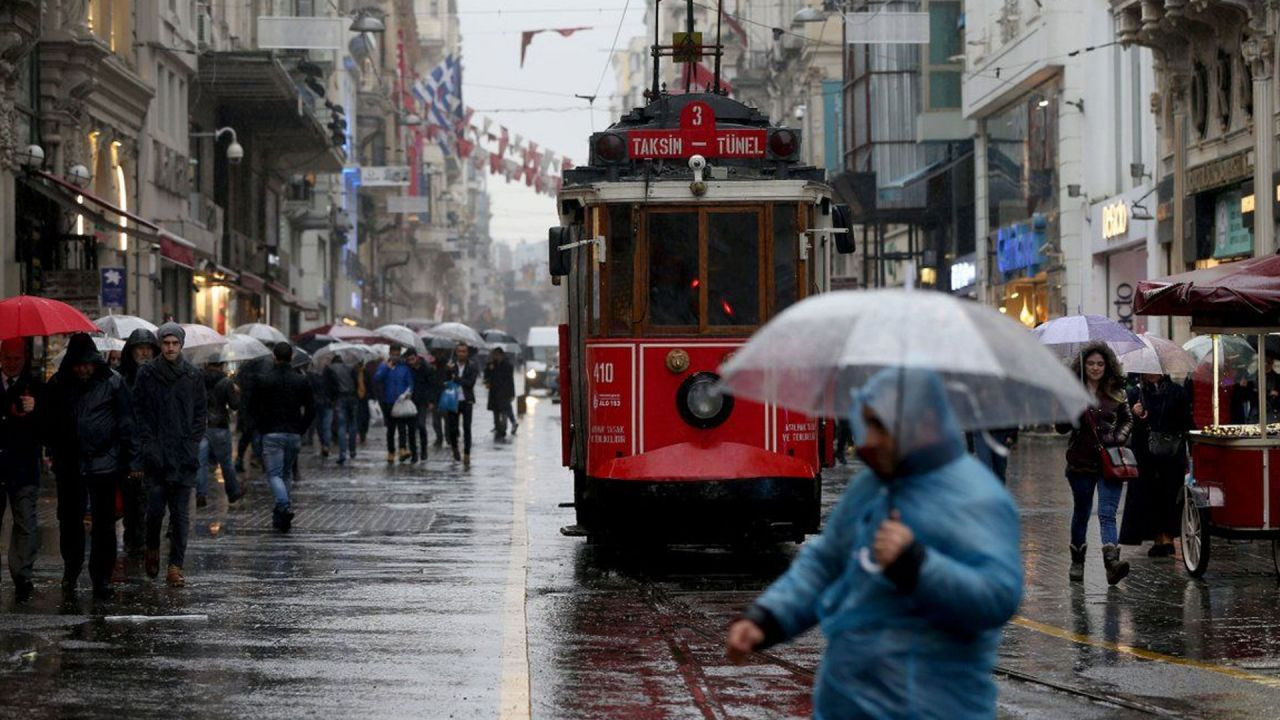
[156,321,186,347]
[207,353,224,365]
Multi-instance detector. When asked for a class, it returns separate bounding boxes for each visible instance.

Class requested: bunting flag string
[407,54,576,197]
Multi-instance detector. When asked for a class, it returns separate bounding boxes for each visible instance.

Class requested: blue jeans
[263,433,301,518]
[311,403,333,449]
[1068,471,1123,547]
[196,427,241,500]
[335,396,358,459]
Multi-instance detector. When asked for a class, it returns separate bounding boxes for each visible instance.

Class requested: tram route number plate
[627,100,767,160]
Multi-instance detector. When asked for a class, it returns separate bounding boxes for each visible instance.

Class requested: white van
[524,326,558,391]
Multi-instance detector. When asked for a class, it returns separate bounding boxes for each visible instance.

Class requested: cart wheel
[1181,486,1211,578]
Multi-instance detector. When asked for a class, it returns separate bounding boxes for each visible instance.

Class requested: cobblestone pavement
[2,400,1280,718]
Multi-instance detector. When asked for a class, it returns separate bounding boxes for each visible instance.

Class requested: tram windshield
[592,203,806,337]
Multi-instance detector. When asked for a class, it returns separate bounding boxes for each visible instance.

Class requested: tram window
[607,204,634,335]
[647,212,700,326]
[707,212,760,326]
[774,205,797,313]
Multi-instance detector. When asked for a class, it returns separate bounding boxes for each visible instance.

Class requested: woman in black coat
[1120,373,1192,556]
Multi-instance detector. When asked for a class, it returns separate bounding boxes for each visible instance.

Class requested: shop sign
[360,166,411,187]
[950,260,976,291]
[41,269,100,318]
[1213,190,1253,259]
[996,219,1046,274]
[100,267,125,309]
[1102,201,1128,239]
[1185,151,1251,196]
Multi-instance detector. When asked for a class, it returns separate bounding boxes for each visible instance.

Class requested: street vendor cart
[1136,254,1280,577]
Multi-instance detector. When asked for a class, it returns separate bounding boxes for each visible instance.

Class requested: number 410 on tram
[548,93,854,544]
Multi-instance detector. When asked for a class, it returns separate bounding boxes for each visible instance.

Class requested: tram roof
[564,92,827,187]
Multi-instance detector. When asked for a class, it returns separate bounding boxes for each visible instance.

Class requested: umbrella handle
[858,547,883,574]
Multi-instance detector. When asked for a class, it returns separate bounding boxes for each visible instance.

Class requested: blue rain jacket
[373,362,414,406]
[750,369,1023,719]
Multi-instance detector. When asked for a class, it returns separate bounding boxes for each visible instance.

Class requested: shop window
[606,204,634,335]
[773,204,797,313]
[986,89,1058,229]
[707,212,759,326]
[924,2,963,111]
[647,211,699,326]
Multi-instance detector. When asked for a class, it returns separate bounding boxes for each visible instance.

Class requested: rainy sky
[457,0,646,247]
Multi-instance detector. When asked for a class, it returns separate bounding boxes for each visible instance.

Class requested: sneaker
[280,511,295,533]
[387,452,395,464]
[337,456,346,466]
[512,423,518,436]
[166,565,185,588]
[398,448,411,462]
[321,446,330,457]
[410,454,418,463]
[463,452,470,465]
[145,549,160,579]
[452,446,462,461]
[196,495,208,508]
[15,579,33,603]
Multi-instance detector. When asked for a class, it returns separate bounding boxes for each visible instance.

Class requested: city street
[1,392,1279,718]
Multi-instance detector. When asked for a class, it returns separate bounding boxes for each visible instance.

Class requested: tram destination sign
[627,101,767,160]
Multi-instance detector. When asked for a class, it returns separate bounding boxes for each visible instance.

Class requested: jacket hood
[59,333,104,373]
[121,328,160,376]
[156,322,185,347]
[849,367,965,475]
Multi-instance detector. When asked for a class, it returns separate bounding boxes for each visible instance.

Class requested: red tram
[548,81,853,543]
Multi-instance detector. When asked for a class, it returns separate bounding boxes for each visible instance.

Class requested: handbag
[1147,431,1184,459]
[1086,409,1140,481]
[391,390,418,419]
[438,382,461,414]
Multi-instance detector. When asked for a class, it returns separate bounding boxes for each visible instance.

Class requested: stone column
[1245,16,1276,256]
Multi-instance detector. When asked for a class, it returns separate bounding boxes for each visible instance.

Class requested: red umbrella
[0,295,99,340]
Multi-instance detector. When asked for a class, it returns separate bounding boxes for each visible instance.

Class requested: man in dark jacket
[119,328,159,555]
[446,343,480,463]
[324,355,358,464]
[44,333,139,600]
[485,347,518,439]
[307,366,334,456]
[196,354,243,507]
[403,349,437,462]
[430,350,451,447]
[133,322,207,588]
[234,353,272,473]
[0,338,41,601]
[252,342,315,531]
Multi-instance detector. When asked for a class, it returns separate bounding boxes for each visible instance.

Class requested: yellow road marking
[498,414,532,719]
[1013,615,1280,690]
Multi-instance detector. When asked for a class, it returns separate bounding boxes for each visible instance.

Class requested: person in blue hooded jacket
[726,368,1023,719]
[373,344,415,463]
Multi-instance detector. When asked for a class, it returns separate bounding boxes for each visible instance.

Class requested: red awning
[158,230,196,269]
[35,170,160,233]
[1135,254,1280,327]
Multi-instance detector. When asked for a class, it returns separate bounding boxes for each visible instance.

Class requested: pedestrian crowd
[0,326,518,603]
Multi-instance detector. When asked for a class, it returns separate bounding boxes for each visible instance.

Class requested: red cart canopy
[1136,254,1280,327]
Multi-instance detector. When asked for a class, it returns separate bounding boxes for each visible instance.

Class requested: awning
[158,230,197,269]
[237,272,266,294]
[19,172,162,243]
[1135,254,1280,328]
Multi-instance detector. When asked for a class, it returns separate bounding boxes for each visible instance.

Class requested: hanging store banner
[100,267,126,309]
[361,166,411,187]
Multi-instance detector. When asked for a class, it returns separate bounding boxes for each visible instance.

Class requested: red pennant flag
[498,127,510,157]
[520,27,591,67]
[456,137,475,159]
[490,153,503,174]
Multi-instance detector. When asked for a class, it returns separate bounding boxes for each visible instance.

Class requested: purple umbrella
[1032,314,1144,361]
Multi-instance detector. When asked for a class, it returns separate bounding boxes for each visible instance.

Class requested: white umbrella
[719,289,1095,429]
[94,314,157,340]
[424,321,486,348]
[312,341,379,368]
[178,324,228,352]
[1182,334,1255,365]
[184,333,271,366]
[232,322,287,345]
[1118,333,1198,377]
[94,336,126,353]
[375,324,427,354]
[1032,314,1144,361]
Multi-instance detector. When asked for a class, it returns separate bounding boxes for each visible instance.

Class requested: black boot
[1069,544,1086,582]
[1102,544,1129,585]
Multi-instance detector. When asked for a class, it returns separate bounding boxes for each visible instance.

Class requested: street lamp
[18,144,44,169]
[67,164,92,187]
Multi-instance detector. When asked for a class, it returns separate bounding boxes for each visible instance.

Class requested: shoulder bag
[1086,409,1140,481]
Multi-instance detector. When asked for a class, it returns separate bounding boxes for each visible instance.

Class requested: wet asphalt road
[3,395,1280,718]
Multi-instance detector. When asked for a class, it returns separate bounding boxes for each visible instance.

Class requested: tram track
[637,581,1197,719]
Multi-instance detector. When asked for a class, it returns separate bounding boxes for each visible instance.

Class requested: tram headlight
[677,372,734,429]
[592,132,627,163]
